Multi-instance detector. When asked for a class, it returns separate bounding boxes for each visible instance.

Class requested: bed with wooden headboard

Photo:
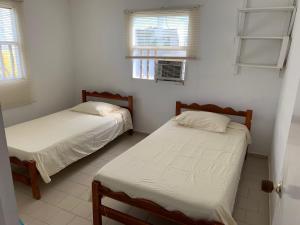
[7,90,133,200]
[82,90,134,118]
[92,101,253,225]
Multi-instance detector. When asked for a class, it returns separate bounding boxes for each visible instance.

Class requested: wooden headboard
[176,101,253,130]
[82,90,133,117]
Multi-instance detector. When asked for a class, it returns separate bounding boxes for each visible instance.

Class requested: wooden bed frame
[10,90,134,200]
[92,102,253,225]
[176,101,253,130]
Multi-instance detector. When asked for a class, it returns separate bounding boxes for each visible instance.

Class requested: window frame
[0,2,26,82]
[0,0,31,110]
[127,9,198,81]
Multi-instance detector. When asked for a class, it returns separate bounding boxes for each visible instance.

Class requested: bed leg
[27,161,41,200]
[245,148,249,161]
[245,152,248,161]
[128,129,134,136]
[93,181,103,225]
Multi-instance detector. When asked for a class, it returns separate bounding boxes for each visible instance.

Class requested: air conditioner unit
[156,60,185,83]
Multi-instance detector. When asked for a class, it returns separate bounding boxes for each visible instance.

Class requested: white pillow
[174,111,231,133]
[71,101,121,116]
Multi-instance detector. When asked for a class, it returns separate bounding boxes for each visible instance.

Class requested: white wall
[0,109,19,225]
[69,0,291,155]
[2,0,75,127]
[270,1,300,223]
[292,82,300,118]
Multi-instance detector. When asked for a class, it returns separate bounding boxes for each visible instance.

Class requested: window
[0,1,31,109]
[0,5,25,80]
[127,8,199,80]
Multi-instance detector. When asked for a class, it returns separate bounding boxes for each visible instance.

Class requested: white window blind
[0,6,24,80]
[126,8,200,79]
[127,8,200,59]
[0,0,31,109]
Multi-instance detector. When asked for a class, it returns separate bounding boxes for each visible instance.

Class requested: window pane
[132,49,155,80]
[141,49,147,79]
[0,7,17,42]
[132,14,189,48]
[1,45,13,79]
[132,59,141,79]
[0,44,24,80]
[148,59,155,80]
[12,45,23,79]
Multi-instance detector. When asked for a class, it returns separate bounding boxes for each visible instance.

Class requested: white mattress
[94,120,251,225]
[6,108,132,183]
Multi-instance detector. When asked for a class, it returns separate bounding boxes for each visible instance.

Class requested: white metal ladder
[234,0,297,73]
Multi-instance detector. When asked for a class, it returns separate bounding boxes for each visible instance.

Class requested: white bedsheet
[94,120,251,225]
[6,108,132,183]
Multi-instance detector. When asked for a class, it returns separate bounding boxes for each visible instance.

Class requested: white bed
[94,119,251,225]
[6,108,132,183]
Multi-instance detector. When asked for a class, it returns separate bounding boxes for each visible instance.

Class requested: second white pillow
[174,111,231,133]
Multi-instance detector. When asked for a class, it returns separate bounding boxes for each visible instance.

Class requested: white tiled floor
[15,133,269,225]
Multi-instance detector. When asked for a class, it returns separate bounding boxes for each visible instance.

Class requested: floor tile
[58,195,82,211]
[54,180,88,198]
[233,208,246,222]
[46,209,75,225]
[19,199,49,215]
[78,189,91,201]
[68,216,92,225]
[15,191,32,211]
[245,210,269,225]
[236,195,260,212]
[29,201,74,225]
[41,188,66,205]
[20,213,48,225]
[69,172,93,187]
[71,200,92,219]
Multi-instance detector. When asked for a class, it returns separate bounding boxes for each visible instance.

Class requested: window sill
[132,77,155,81]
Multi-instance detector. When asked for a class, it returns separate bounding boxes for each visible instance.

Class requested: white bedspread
[6,108,132,183]
[94,120,251,225]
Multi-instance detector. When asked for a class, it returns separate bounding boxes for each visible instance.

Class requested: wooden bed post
[82,90,87,102]
[27,161,41,200]
[245,110,253,130]
[128,96,133,117]
[92,181,103,225]
[128,96,134,135]
[176,101,181,116]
